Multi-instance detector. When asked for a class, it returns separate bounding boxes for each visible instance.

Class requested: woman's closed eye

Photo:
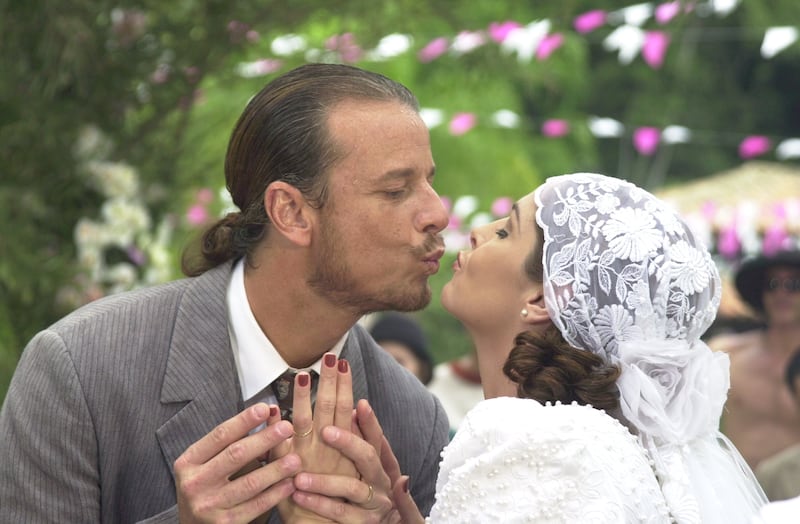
[495,228,508,239]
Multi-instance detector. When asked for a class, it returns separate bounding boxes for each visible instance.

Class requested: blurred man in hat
[709,249,800,469]
[369,312,434,385]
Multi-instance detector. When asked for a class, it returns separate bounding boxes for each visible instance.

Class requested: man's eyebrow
[374,166,436,183]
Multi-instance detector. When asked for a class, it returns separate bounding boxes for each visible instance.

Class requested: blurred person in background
[709,249,800,469]
[369,311,434,385]
[756,347,800,501]
[427,349,483,438]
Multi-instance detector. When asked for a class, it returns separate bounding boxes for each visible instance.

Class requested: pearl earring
[521,309,529,317]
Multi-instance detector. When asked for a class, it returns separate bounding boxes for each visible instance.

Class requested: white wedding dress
[427,396,672,523]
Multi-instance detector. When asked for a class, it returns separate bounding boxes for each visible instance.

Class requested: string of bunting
[232,0,800,161]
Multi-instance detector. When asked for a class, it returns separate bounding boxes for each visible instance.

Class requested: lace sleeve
[428,397,671,523]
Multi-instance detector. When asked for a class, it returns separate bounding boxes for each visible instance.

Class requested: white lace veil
[534,173,767,524]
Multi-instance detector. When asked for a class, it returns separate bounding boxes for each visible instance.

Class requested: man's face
[307,99,448,313]
[762,265,800,327]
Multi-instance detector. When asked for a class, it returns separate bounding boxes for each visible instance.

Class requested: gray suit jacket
[0,263,449,523]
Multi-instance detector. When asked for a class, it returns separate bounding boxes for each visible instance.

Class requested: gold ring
[364,484,374,505]
[294,427,313,438]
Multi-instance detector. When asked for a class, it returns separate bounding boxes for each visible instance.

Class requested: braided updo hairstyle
[502,219,621,411]
[182,64,420,276]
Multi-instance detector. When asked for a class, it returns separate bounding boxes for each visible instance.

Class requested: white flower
[594,304,642,351]
[595,192,620,215]
[87,161,139,198]
[602,207,663,261]
[616,339,729,443]
[669,240,711,294]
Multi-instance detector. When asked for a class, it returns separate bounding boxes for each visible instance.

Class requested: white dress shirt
[226,258,346,406]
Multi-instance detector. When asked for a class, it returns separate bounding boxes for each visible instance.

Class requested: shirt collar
[227,258,347,402]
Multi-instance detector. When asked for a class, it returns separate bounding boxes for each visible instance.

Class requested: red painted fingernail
[298,373,310,387]
[338,359,348,373]
[324,353,336,367]
[269,405,279,418]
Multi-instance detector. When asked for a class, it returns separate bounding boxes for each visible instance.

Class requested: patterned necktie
[270,369,318,422]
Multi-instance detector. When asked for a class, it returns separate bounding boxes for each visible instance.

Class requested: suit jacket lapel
[341,330,370,403]
[156,263,242,477]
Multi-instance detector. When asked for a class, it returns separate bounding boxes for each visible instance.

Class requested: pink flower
[633,127,661,156]
[542,119,570,137]
[488,21,522,43]
[536,33,564,60]
[642,31,670,69]
[655,2,681,24]
[491,197,513,217]
[739,135,772,159]
[186,204,209,226]
[449,113,477,135]
[418,37,449,63]
[574,10,607,34]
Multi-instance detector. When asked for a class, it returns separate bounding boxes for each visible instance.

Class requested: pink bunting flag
[642,31,670,69]
[536,33,564,60]
[739,135,772,158]
[633,127,661,155]
[418,37,449,63]
[449,113,477,135]
[762,223,789,255]
[574,10,607,34]
[717,226,741,260]
[488,21,522,43]
[542,119,570,137]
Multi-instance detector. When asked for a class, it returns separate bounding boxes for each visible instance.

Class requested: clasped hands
[174,353,409,523]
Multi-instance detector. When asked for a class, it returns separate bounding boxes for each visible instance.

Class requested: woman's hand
[290,400,412,523]
[274,353,359,523]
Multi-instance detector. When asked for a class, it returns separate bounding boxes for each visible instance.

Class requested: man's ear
[264,181,312,246]
[521,290,550,325]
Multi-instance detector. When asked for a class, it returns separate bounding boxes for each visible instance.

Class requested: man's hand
[289,400,404,524]
[174,403,301,523]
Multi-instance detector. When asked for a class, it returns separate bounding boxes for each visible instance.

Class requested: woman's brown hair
[502,218,621,411]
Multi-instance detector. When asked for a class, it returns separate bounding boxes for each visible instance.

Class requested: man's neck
[243,262,359,369]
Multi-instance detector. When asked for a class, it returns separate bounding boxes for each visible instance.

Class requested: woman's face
[441,191,541,333]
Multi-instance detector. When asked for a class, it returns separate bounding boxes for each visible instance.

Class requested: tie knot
[270,369,318,421]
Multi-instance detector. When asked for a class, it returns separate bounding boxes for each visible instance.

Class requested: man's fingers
[177,404,272,466]
[204,419,294,478]
[292,476,393,522]
[222,454,302,507]
[319,426,389,490]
